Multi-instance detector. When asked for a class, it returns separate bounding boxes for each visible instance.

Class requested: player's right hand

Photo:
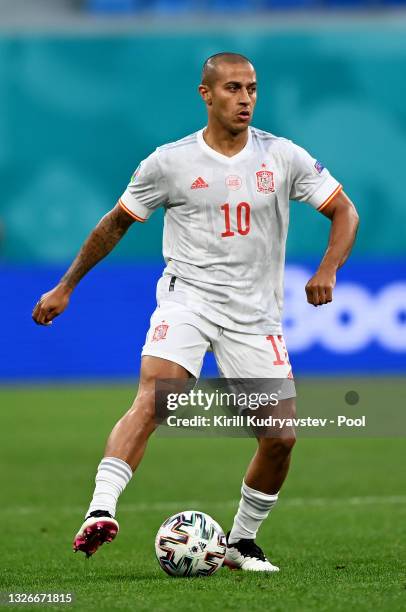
[32,284,72,326]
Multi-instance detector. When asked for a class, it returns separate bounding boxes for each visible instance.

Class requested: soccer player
[32,52,359,571]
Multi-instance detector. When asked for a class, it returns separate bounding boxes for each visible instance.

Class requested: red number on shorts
[221,202,251,237]
[266,335,285,366]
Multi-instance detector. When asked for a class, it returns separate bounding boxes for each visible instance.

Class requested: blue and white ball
[155,510,226,577]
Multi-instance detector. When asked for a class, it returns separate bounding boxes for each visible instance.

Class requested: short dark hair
[201,52,253,86]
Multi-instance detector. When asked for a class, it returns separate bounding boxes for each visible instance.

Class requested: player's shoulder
[251,127,297,164]
[155,131,199,156]
[250,126,294,153]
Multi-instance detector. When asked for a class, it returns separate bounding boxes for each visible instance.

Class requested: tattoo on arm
[60,203,135,289]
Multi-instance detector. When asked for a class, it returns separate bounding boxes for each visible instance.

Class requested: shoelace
[86,510,113,519]
[233,539,267,562]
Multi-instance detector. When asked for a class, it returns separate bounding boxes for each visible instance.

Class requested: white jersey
[120,127,341,334]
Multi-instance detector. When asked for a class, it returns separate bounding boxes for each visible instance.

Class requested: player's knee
[259,435,296,458]
[134,386,156,407]
[281,435,296,453]
[126,387,157,429]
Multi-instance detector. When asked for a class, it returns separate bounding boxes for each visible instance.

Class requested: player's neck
[203,125,249,158]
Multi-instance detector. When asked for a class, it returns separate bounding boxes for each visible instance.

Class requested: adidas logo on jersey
[191,177,209,189]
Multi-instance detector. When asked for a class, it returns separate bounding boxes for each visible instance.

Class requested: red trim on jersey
[119,198,146,222]
[317,184,343,212]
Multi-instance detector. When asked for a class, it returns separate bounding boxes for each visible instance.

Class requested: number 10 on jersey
[221,202,251,237]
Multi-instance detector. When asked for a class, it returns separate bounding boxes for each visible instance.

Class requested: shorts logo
[256,169,275,193]
[226,175,242,191]
[152,321,169,341]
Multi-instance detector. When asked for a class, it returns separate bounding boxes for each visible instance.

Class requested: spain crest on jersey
[256,169,275,194]
[152,322,169,342]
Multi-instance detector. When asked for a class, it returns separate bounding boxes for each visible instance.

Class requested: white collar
[197,126,252,165]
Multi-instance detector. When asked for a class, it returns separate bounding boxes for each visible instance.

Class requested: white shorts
[142,300,295,399]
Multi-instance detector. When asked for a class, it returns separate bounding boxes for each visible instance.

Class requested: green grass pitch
[1,381,405,611]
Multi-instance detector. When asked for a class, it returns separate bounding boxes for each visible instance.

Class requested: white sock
[86,457,133,518]
[229,481,279,544]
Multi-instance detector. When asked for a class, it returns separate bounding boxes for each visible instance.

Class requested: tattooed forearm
[60,203,135,290]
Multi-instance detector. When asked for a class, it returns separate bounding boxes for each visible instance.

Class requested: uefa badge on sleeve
[256,168,275,194]
[314,160,325,174]
[130,164,141,184]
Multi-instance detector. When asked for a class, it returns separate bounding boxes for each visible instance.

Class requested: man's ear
[198,84,212,106]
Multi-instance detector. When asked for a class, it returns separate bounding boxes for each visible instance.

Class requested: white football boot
[73,510,119,558]
[224,532,280,572]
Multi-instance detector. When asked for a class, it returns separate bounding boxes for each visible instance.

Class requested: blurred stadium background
[1,0,406,381]
[2,4,406,610]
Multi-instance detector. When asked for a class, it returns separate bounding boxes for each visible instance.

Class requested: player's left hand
[305,267,336,307]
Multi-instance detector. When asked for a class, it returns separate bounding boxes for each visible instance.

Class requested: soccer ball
[155,510,226,577]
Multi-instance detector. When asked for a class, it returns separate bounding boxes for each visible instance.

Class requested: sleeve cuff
[119,190,151,222]
[307,176,342,210]
[317,183,342,212]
